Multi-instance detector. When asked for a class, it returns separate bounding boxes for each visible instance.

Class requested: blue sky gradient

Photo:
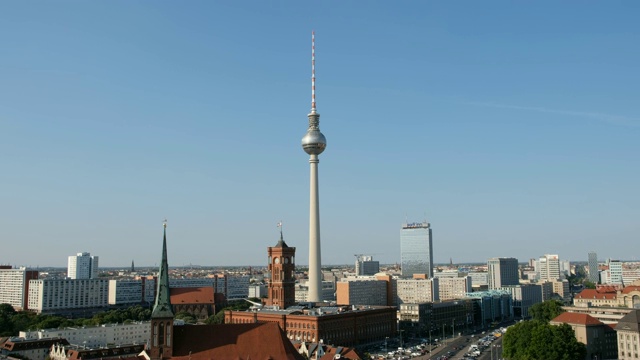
[1,2,638,267]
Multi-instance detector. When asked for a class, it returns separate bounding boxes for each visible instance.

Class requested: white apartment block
[169,275,250,299]
[0,267,38,310]
[468,272,488,287]
[438,276,472,301]
[20,321,150,348]
[248,284,268,298]
[67,252,99,279]
[295,281,335,303]
[396,278,439,305]
[28,279,109,313]
[538,254,561,282]
[108,278,156,305]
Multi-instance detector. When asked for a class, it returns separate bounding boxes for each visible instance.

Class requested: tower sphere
[302,128,326,155]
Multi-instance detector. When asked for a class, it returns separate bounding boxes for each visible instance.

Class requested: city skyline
[1,2,639,267]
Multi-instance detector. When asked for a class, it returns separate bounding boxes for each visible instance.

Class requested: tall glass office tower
[400,222,433,278]
[588,251,599,284]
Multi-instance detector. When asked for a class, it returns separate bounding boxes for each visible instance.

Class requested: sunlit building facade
[400,222,433,278]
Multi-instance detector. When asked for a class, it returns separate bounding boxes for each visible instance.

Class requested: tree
[529,300,565,323]
[583,280,596,289]
[503,320,586,360]
[174,311,196,324]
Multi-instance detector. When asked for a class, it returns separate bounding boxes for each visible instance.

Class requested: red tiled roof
[170,287,214,304]
[622,286,640,294]
[172,322,304,360]
[551,312,603,326]
[575,289,617,300]
[2,338,69,352]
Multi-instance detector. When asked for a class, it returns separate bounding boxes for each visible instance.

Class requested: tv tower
[301,31,326,302]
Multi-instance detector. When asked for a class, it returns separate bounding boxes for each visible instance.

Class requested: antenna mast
[311,30,316,112]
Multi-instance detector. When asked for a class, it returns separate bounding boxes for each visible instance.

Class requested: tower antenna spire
[311,30,316,112]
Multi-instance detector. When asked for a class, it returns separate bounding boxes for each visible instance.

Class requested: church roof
[170,287,215,305]
[152,225,174,319]
[616,309,640,332]
[171,322,304,360]
[575,289,617,300]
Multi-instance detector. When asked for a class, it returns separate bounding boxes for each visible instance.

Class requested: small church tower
[266,223,296,309]
[150,222,174,360]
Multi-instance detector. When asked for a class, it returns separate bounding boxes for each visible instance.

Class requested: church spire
[152,221,174,318]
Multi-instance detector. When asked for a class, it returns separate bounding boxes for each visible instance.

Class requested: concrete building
[396,277,439,305]
[540,281,554,301]
[400,221,434,278]
[67,252,99,279]
[294,280,335,303]
[588,251,599,284]
[336,278,387,306]
[551,312,618,360]
[562,305,632,325]
[0,266,39,310]
[616,310,640,360]
[608,259,625,285]
[468,271,488,288]
[108,278,156,305]
[355,255,379,276]
[27,278,109,314]
[500,284,542,319]
[438,276,472,301]
[538,254,561,282]
[248,284,267,299]
[465,290,513,329]
[20,322,150,348]
[552,279,571,303]
[487,257,519,290]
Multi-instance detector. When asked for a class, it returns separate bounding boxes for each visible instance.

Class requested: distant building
[616,309,640,360]
[170,287,219,321]
[20,322,150,348]
[400,221,433,278]
[67,252,99,279]
[355,255,379,276]
[487,257,519,290]
[0,266,39,310]
[607,259,625,285]
[336,278,388,306]
[396,277,439,305]
[265,232,296,309]
[248,284,267,299]
[28,278,109,314]
[538,254,561,282]
[468,271,488,287]
[438,276,472,301]
[108,278,156,306]
[1,338,69,360]
[465,290,513,329]
[551,312,618,360]
[588,252,599,284]
[499,284,542,319]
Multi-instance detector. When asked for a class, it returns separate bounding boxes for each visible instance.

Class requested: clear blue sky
[1,2,638,268]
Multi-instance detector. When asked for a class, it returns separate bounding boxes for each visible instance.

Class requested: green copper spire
[152,221,174,318]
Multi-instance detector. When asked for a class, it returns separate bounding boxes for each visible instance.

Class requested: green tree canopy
[503,320,586,360]
[529,300,565,323]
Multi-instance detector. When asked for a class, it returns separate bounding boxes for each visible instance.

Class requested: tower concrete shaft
[308,154,322,302]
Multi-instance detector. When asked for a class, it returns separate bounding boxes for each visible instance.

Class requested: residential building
[108,278,156,306]
[20,322,150,348]
[337,278,387,306]
[438,276,472,301]
[396,277,439,305]
[28,278,109,313]
[1,338,69,360]
[551,312,618,360]
[616,310,640,360]
[487,257,519,290]
[588,252,599,284]
[400,221,433,278]
[0,266,39,310]
[67,252,99,279]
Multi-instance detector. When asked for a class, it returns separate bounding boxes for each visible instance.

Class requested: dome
[301,129,327,155]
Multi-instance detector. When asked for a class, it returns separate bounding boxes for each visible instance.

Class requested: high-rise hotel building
[400,222,434,278]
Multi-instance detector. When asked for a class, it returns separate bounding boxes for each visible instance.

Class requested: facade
[400,222,434,278]
[266,233,296,308]
[337,278,388,306]
[67,252,99,279]
[551,312,618,360]
[487,257,519,289]
[468,271,488,287]
[169,275,250,300]
[170,287,217,321]
[0,266,39,310]
[20,322,150,348]
[563,305,632,325]
[538,254,561,282]
[355,255,380,276]
[608,259,624,285]
[27,278,109,313]
[616,310,640,360]
[465,290,513,329]
[294,281,336,303]
[588,251,599,284]
[396,277,439,305]
[225,305,397,347]
[108,278,156,305]
[540,281,554,301]
[398,300,478,338]
[500,284,542,319]
[249,284,268,299]
[552,279,571,303]
[438,276,472,301]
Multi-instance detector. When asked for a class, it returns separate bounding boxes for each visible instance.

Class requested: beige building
[437,276,471,301]
[396,277,439,304]
[616,310,640,360]
[336,278,387,306]
[551,312,617,360]
[574,285,640,308]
